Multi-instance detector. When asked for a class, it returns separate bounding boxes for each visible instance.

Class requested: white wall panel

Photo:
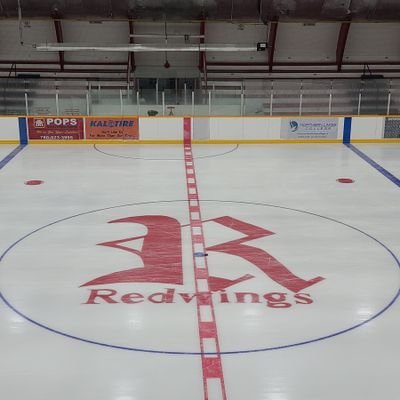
[268,118,281,139]
[0,21,58,62]
[351,117,384,139]
[136,23,195,65]
[0,117,20,140]
[139,117,183,140]
[344,23,400,63]
[208,118,282,140]
[275,23,340,63]
[206,22,267,63]
[63,21,128,63]
[134,22,198,70]
[193,118,210,140]
[209,118,219,140]
[243,118,268,139]
[210,118,243,140]
[138,117,346,141]
[338,117,345,140]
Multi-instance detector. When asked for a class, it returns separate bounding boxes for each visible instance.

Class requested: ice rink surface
[0,143,399,400]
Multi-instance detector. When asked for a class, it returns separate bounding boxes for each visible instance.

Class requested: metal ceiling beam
[130,34,205,39]
[1,67,399,79]
[0,60,126,66]
[2,60,399,71]
[0,67,126,73]
[336,21,351,72]
[206,68,400,74]
[53,19,65,70]
[268,20,278,73]
[6,59,399,68]
[207,61,338,68]
[207,62,269,66]
[3,0,400,21]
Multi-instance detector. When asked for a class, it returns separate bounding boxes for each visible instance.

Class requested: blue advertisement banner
[281,118,339,139]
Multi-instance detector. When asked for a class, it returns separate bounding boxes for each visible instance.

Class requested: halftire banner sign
[28,117,84,140]
[281,118,339,139]
[85,117,139,140]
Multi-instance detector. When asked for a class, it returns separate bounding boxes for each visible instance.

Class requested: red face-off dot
[25,180,44,186]
[337,178,355,184]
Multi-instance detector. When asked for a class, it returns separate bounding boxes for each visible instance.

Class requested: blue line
[0,145,27,170]
[343,117,352,144]
[18,117,28,145]
[345,143,400,187]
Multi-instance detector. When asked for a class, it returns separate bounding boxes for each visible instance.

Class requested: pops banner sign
[28,117,84,140]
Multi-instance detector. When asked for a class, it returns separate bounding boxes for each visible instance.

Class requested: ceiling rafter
[268,19,278,73]
[199,20,206,73]
[0,0,7,16]
[128,19,136,80]
[336,20,351,72]
[53,17,65,70]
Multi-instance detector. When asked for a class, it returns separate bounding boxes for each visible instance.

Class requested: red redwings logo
[81,215,325,308]
[1,200,396,353]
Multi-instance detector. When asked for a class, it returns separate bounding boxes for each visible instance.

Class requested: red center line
[183,117,228,400]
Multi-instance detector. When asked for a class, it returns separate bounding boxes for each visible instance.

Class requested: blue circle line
[0,199,399,356]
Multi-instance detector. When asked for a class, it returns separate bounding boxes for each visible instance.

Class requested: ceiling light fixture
[35,42,268,52]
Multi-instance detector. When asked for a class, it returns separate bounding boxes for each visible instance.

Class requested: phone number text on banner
[281,118,339,139]
[85,117,139,140]
[28,117,84,140]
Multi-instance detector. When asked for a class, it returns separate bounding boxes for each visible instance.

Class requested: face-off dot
[25,180,44,185]
[337,178,354,184]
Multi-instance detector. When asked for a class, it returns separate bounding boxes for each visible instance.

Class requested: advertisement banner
[384,117,400,138]
[28,117,84,140]
[281,118,339,139]
[85,117,139,140]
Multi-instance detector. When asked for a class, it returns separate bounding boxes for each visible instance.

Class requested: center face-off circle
[0,200,398,354]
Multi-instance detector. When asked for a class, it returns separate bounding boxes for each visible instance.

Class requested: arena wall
[0,116,399,144]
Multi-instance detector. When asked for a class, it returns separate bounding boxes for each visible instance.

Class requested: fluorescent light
[35,43,259,52]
